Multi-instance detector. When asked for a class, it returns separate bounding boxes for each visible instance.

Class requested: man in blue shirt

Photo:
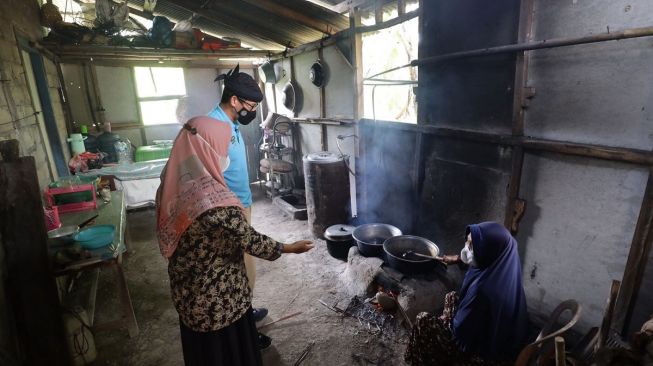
[208,65,271,349]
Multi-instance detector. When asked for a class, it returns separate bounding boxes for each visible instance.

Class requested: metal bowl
[352,223,402,257]
[383,235,440,274]
[47,225,79,246]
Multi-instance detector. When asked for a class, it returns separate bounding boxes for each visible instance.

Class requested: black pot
[383,235,442,274]
[324,224,355,261]
[352,223,402,258]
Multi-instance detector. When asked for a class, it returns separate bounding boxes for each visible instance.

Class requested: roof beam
[240,0,343,34]
[171,0,306,48]
[302,0,340,12]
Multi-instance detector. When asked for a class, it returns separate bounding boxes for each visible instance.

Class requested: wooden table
[53,190,139,337]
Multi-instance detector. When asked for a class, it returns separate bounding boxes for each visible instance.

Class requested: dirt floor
[86,188,410,366]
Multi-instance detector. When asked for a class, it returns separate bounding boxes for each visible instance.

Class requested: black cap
[214,64,263,102]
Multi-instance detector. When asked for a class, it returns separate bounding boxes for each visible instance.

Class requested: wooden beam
[240,0,343,34]
[334,0,375,13]
[0,150,71,365]
[358,119,653,166]
[356,8,419,33]
[351,8,366,216]
[504,0,535,233]
[46,44,271,60]
[318,47,328,151]
[375,0,384,24]
[411,132,423,232]
[519,139,653,166]
[303,0,341,12]
[172,0,316,48]
[137,0,285,50]
[397,0,406,16]
[614,168,653,334]
[54,61,75,136]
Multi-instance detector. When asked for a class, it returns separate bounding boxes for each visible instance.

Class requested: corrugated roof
[127,0,349,51]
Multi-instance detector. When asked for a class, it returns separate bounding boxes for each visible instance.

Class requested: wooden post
[504,0,535,233]
[614,168,653,334]
[55,61,75,136]
[375,0,384,24]
[0,139,72,365]
[318,47,328,151]
[597,280,621,350]
[554,336,566,366]
[351,7,365,217]
[397,0,406,16]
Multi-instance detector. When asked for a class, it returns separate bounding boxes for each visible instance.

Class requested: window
[133,67,186,125]
[362,2,419,123]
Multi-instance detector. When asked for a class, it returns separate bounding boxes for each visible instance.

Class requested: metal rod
[366,25,653,80]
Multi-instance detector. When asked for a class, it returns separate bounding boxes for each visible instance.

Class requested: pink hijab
[156,116,243,258]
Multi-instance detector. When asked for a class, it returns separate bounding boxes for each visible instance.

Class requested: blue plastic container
[74,225,115,249]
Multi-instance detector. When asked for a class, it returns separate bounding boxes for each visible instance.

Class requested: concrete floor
[87,188,409,366]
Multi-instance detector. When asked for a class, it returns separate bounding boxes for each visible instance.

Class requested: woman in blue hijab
[405,222,530,365]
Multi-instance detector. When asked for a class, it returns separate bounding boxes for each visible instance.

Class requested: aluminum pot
[47,225,79,246]
[383,235,441,274]
[324,224,356,261]
[352,223,402,258]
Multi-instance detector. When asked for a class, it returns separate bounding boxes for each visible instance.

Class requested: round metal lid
[303,151,349,164]
[324,224,356,241]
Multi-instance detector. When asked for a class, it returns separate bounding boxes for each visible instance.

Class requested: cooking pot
[352,223,402,258]
[258,61,276,84]
[309,59,327,88]
[324,224,356,261]
[48,225,80,246]
[383,235,442,274]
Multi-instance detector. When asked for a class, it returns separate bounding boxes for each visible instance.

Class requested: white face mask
[460,245,477,267]
[218,156,230,173]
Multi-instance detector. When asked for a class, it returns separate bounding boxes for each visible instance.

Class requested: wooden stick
[555,336,566,366]
[318,299,345,314]
[294,342,314,366]
[257,311,302,330]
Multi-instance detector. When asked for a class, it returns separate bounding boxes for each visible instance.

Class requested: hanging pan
[309,58,327,88]
[281,58,303,114]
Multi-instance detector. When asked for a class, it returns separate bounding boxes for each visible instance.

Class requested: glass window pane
[134,67,186,97]
[362,18,418,123]
[139,99,180,125]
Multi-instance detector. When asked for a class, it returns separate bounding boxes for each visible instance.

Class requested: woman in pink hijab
[156,116,313,366]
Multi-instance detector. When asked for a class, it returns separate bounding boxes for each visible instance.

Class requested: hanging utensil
[402,250,447,265]
[282,57,302,116]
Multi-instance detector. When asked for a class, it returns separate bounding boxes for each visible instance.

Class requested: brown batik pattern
[404,291,511,366]
[168,206,283,332]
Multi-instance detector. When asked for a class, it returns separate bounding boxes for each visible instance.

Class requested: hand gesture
[283,240,314,254]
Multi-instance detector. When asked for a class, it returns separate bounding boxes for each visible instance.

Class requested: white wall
[63,65,222,146]
[263,45,358,214]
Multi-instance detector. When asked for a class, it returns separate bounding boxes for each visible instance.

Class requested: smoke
[356,122,419,233]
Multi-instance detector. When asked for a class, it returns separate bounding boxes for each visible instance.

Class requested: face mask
[460,245,477,267]
[218,156,230,173]
[236,107,257,125]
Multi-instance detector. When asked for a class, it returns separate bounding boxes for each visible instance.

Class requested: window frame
[132,66,187,126]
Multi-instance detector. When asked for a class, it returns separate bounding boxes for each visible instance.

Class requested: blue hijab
[452,222,529,361]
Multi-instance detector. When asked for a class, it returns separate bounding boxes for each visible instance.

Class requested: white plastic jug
[67,133,87,155]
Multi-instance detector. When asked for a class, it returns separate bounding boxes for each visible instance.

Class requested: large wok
[383,235,443,274]
[352,223,402,258]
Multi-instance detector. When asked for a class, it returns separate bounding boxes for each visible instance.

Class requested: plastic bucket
[67,133,87,155]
